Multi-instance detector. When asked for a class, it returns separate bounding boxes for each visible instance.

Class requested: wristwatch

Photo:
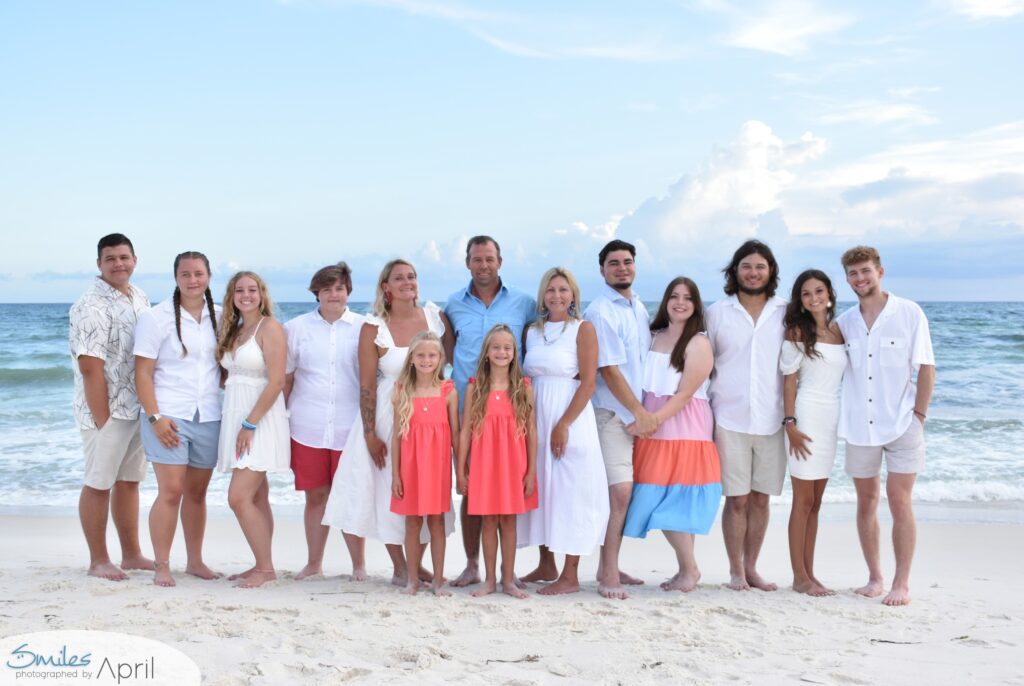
[148,413,163,424]
[782,416,797,426]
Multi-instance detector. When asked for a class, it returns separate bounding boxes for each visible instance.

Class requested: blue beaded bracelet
[241,419,257,431]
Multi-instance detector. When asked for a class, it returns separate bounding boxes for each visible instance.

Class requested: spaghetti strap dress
[390,379,455,516]
[467,377,539,516]
[217,318,290,473]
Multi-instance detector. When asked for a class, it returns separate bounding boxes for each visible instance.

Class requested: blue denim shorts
[140,413,220,469]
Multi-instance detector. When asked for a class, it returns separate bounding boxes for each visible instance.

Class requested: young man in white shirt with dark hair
[837,245,935,606]
[706,239,787,593]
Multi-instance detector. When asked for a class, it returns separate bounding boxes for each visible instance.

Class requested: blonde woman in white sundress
[322,259,456,586]
[518,267,609,595]
[216,271,290,588]
[780,269,846,597]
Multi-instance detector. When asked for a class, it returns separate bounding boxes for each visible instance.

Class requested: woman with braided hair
[134,251,223,587]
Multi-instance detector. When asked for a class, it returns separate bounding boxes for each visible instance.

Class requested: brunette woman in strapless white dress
[216,271,290,588]
[781,269,846,597]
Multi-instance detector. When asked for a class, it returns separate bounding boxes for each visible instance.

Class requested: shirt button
[868,399,872,402]
[868,376,872,380]
[869,420,873,424]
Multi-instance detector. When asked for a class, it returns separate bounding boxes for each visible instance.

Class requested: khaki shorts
[594,408,635,486]
[81,417,147,490]
[714,425,786,497]
[844,417,926,479]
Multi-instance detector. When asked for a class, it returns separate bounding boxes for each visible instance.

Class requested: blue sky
[1,0,1022,303]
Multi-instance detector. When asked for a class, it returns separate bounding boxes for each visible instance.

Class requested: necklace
[542,320,569,345]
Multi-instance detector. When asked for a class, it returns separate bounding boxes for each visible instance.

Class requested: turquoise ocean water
[0,301,1021,515]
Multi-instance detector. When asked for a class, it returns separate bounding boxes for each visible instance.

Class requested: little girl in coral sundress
[390,332,458,597]
[456,324,538,599]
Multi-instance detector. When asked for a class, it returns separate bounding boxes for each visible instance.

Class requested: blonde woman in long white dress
[216,271,290,589]
[781,269,846,597]
[322,259,456,585]
[518,268,608,595]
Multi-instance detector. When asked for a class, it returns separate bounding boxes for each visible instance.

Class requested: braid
[205,287,217,338]
[173,287,188,358]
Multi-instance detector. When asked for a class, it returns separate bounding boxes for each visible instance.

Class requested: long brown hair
[172,251,217,358]
[783,269,837,359]
[392,332,446,438]
[216,271,274,361]
[722,239,779,298]
[649,277,706,374]
[469,324,532,437]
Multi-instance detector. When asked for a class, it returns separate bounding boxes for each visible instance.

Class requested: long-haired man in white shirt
[706,240,788,592]
[837,246,935,606]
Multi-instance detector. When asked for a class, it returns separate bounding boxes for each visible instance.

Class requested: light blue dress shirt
[444,280,537,405]
[584,283,652,424]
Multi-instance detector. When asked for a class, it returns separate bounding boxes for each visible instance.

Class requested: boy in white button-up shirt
[706,240,787,593]
[837,246,935,607]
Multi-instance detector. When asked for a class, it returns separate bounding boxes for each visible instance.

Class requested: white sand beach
[1,505,1021,685]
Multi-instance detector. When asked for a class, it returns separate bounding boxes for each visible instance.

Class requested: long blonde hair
[216,271,274,361]
[469,324,532,437]
[372,258,417,319]
[531,266,583,332]
[392,332,447,438]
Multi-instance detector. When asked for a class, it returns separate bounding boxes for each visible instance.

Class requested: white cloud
[887,86,942,99]
[818,100,939,127]
[698,0,855,56]
[945,0,1024,19]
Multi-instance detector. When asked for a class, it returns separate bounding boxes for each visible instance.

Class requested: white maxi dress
[322,303,454,545]
[517,320,609,555]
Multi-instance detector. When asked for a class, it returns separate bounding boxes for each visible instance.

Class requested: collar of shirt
[157,296,215,323]
[724,293,786,321]
[93,276,142,303]
[312,307,359,326]
[850,292,900,332]
[601,282,639,306]
[459,279,509,307]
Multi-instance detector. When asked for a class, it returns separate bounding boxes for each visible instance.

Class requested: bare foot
[520,561,559,584]
[153,562,175,588]
[855,578,885,598]
[746,570,778,592]
[619,571,645,586]
[350,567,368,582]
[431,583,452,597]
[503,579,529,599]
[450,562,481,587]
[793,578,833,597]
[120,555,156,572]
[228,566,256,581]
[185,563,223,580]
[401,582,419,596]
[295,564,324,580]
[471,579,497,597]
[598,582,629,599]
[725,572,750,591]
[418,566,434,583]
[662,570,700,592]
[88,561,128,582]
[511,575,527,590]
[391,572,407,587]
[235,570,276,589]
[882,585,911,606]
[537,578,580,596]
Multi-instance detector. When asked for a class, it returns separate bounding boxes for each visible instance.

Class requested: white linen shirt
[69,278,149,430]
[706,295,787,436]
[285,308,365,450]
[584,283,652,424]
[837,293,935,446]
[133,297,223,423]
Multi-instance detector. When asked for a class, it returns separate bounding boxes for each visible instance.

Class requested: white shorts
[714,425,786,497]
[844,417,926,479]
[594,409,635,487]
[81,417,147,490]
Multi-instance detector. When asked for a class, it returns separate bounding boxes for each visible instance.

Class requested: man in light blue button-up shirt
[444,236,536,587]
[584,239,654,600]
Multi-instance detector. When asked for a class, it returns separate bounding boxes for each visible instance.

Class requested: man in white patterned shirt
[69,233,154,580]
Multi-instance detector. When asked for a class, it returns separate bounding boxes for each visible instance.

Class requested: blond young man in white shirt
[706,240,786,593]
[284,263,367,581]
[69,233,154,581]
[837,246,935,607]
